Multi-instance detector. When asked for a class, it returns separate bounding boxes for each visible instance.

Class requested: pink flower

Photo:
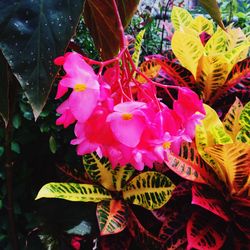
[107,102,149,147]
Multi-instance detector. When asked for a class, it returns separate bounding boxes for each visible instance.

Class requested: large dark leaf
[0,1,85,119]
[83,0,139,60]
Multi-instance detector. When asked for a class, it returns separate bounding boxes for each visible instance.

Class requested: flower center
[163,141,171,149]
[122,113,133,120]
[74,83,87,92]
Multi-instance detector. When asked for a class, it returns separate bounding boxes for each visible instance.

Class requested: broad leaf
[171,6,193,31]
[199,0,225,30]
[84,0,139,60]
[236,128,250,145]
[189,16,214,35]
[123,171,175,210]
[172,31,204,77]
[187,211,227,250]
[195,105,232,183]
[97,199,128,235]
[35,182,112,202]
[223,97,243,140]
[196,55,229,101]
[83,153,134,191]
[205,143,250,195]
[192,184,230,221]
[132,29,145,68]
[136,60,161,83]
[0,0,85,119]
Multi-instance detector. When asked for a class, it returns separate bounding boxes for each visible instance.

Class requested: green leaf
[83,153,134,191]
[35,182,112,202]
[12,114,21,129]
[66,220,92,236]
[0,51,9,126]
[49,136,57,154]
[123,172,175,210]
[0,1,85,119]
[0,147,4,157]
[171,6,193,31]
[97,200,128,235]
[199,0,225,30]
[11,141,20,154]
[132,29,145,67]
[83,0,140,60]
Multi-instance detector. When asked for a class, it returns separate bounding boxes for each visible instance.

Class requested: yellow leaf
[205,143,250,195]
[196,55,230,101]
[171,6,193,31]
[35,182,112,202]
[132,29,146,68]
[172,31,204,77]
[189,15,214,35]
[136,60,161,83]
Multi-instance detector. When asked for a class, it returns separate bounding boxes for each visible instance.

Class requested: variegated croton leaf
[35,182,111,202]
[187,211,227,250]
[123,171,175,210]
[83,152,135,191]
[96,199,128,235]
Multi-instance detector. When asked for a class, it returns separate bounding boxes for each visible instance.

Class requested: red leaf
[187,211,227,250]
[192,184,230,221]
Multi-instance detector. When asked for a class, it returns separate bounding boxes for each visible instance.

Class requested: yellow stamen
[122,113,133,120]
[74,83,87,92]
[163,141,171,149]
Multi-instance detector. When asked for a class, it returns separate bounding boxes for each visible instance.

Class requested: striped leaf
[132,29,145,68]
[96,199,128,235]
[136,60,161,83]
[205,143,250,195]
[189,15,214,35]
[187,211,226,250]
[223,97,243,140]
[171,6,193,31]
[205,27,231,55]
[195,105,232,183]
[196,55,230,101]
[35,182,111,202]
[83,153,134,191]
[237,101,250,144]
[172,31,204,78]
[123,172,175,210]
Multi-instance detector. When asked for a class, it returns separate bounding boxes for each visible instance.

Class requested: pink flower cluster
[55,52,205,170]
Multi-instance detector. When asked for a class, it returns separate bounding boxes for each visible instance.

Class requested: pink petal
[114,101,147,113]
[55,82,68,99]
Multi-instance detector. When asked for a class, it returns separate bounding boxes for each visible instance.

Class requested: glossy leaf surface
[0,0,85,119]
[97,199,128,235]
[171,6,193,31]
[123,172,175,210]
[35,182,111,202]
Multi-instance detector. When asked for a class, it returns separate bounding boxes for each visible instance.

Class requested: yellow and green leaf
[223,97,243,140]
[188,15,214,35]
[136,60,161,83]
[195,105,232,182]
[171,6,193,31]
[83,153,134,191]
[172,31,204,77]
[205,143,250,195]
[97,199,128,235]
[132,29,146,68]
[123,172,175,210]
[35,182,112,202]
[196,55,229,101]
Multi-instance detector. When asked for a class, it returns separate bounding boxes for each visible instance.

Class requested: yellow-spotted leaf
[132,29,146,68]
[205,27,231,55]
[189,15,214,35]
[236,101,250,144]
[196,105,232,182]
[205,143,250,194]
[171,6,193,31]
[83,153,134,191]
[223,98,244,140]
[227,26,248,48]
[136,60,161,83]
[123,172,175,210]
[172,31,204,77]
[97,200,128,235]
[35,182,112,202]
[196,55,229,101]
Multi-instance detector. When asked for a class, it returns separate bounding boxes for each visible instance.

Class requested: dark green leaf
[49,136,57,154]
[12,114,21,129]
[84,0,139,60]
[11,141,20,154]
[199,0,225,30]
[0,0,85,119]
[0,147,4,157]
